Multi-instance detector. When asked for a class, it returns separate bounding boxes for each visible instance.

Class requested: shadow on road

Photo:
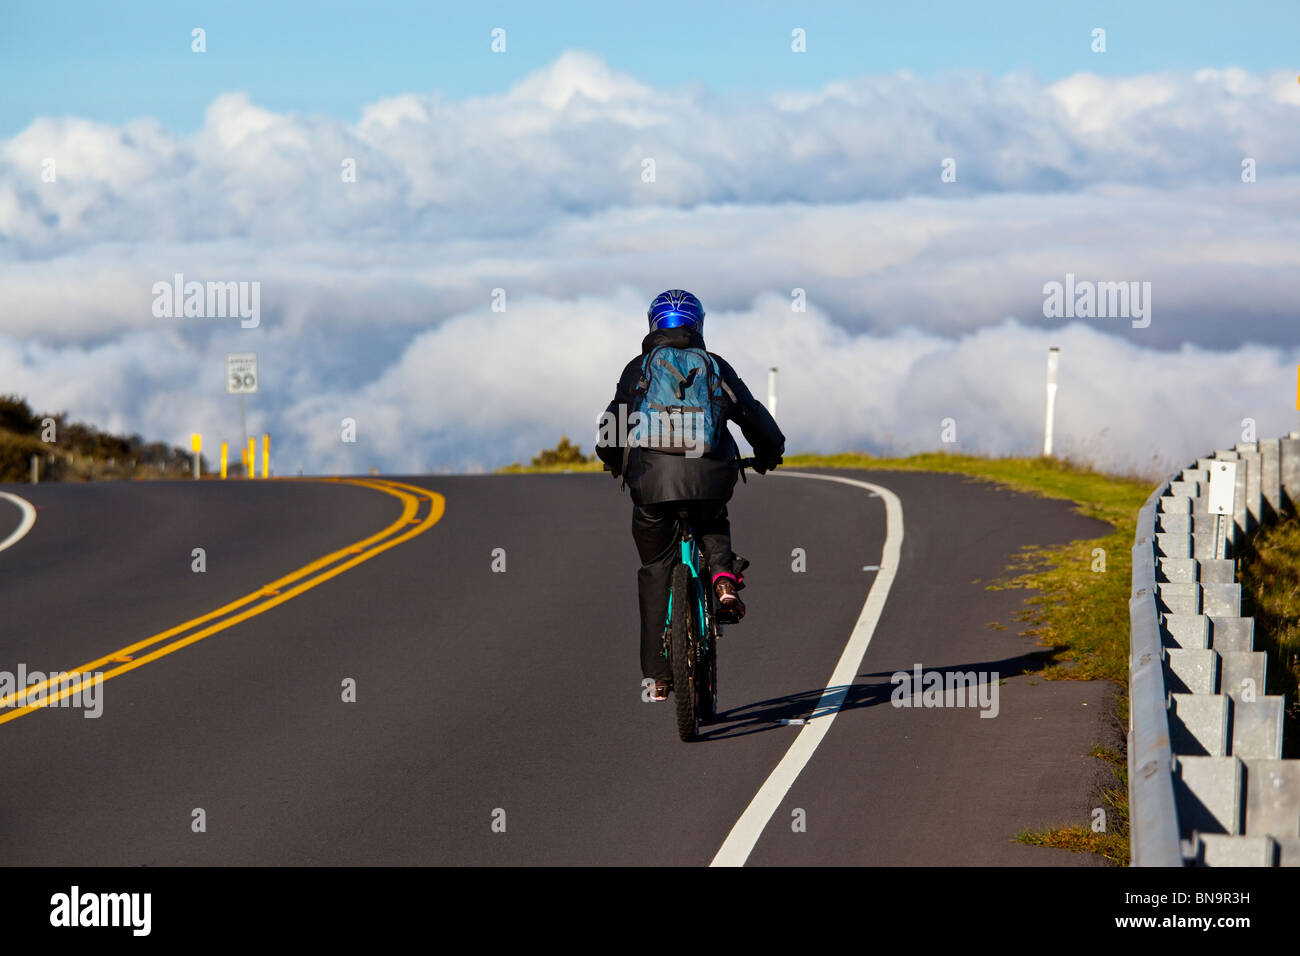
[696,648,1060,741]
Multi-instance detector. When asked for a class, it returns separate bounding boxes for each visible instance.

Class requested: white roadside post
[227,352,258,476]
[767,367,778,417]
[191,433,202,480]
[1207,460,1237,560]
[1043,347,1060,457]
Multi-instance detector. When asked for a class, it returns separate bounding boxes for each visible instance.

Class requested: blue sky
[3,0,1296,135]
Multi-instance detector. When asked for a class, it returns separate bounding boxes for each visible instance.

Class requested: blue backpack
[626,345,736,461]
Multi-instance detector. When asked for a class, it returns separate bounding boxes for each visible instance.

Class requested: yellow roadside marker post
[190,433,202,480]
[247,437,256,478]
[262,434,270,479]
[220,442,228,479]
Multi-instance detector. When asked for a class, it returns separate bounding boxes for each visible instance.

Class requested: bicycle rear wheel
[669,564,698,741]
[699,624,718,722]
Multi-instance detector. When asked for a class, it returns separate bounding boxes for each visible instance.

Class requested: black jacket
[594,326,786,504]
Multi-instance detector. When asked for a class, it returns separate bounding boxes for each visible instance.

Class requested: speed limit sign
[227,353,259,394]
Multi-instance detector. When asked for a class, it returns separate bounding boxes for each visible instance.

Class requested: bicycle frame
[659,457,753,646]
[657,461,753,736]
[661,504,735,737]
[663,527,711,659]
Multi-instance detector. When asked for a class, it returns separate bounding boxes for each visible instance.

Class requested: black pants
[632,499,734,681]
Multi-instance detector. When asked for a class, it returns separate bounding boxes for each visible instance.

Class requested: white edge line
[0,491,37,554]
[709,469,903,867]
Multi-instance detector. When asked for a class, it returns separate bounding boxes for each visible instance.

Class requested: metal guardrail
[1129,479,1183,866]
[1129,435,1300,866]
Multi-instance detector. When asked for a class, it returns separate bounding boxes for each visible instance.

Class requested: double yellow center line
[0,477,445,726]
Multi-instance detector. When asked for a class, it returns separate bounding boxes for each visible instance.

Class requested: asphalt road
[0,469,1118,865]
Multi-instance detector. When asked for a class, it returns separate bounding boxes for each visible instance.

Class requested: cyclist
[594,290,785,702]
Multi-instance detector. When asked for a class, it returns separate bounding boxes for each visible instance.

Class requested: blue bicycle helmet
[647,289,705,333]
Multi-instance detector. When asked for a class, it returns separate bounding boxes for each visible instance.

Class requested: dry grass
[1238,511,1300,757]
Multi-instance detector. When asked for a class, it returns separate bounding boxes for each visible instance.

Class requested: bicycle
[662,457,754,741]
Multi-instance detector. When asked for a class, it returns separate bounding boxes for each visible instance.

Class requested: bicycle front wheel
[669,564,698,741]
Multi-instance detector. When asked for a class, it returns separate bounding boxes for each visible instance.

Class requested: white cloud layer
[1,53,1297,475]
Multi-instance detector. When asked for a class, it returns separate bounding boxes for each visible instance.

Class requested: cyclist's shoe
[714,574,746,624]
[647,679,669,702]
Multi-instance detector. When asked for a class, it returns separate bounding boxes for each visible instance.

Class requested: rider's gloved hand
[754,454,782,475]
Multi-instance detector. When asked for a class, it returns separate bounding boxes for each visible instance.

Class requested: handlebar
[607,456,763,477]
